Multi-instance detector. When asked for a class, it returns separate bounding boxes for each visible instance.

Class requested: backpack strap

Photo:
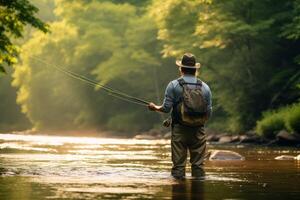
[174,78,185,105]
[196,79,203,88]
[177,78,185,87]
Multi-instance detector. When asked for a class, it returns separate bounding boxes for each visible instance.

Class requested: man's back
[161,75,212,117]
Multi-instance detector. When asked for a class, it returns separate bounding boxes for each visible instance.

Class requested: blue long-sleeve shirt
[161,75,212,118]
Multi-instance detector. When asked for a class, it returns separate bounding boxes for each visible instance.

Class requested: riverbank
[3,127,300,147]
[134,128,300,147]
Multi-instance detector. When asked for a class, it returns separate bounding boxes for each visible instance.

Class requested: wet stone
[218,136,232,144]
[276,130,300,144]
[274,155,296,160]
[239,135,260,144]
[206,134,219,142]
[231,135,240,143]
[208,150,245,161]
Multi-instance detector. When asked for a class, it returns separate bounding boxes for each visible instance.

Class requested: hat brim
[176,60,201,69]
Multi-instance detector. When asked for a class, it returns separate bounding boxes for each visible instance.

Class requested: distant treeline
[0,0,299,135]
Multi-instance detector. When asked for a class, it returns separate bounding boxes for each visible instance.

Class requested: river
[0,133,300,199]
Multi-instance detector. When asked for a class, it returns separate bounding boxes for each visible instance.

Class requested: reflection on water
[1,133,300,200]
[171,179,204,200]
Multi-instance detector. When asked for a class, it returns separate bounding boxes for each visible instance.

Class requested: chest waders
[170,78,207,179]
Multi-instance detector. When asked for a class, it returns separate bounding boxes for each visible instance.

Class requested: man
[148,53,212,179]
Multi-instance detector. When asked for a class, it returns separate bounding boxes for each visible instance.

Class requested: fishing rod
[28,55,150,106]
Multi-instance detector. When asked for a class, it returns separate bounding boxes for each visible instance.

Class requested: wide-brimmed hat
[176,53,200,69]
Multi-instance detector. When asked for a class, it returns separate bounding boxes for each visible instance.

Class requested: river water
[0,133,300,200]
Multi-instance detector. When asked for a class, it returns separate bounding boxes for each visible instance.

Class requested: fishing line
[28,55,150,106]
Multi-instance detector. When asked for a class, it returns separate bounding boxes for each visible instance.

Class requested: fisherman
[148,53,212,179]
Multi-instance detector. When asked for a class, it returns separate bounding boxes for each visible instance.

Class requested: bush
[286,103,300,134]
[256,103,300,138]
[256,112,286,138]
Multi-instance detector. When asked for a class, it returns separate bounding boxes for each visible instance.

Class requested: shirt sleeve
[161,81,175,113]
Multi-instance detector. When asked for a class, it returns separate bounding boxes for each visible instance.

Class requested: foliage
[1,0,300,134]
[256,110,287,139]
[150,0,300,132]
[12,0,173,133]
[0,0,49,73]
[256,103,300,138]
[0,70,30,131]
[286,103,300,133]
[0,0,51,133]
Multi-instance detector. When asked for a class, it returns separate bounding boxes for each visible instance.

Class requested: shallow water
[0,133,300,200]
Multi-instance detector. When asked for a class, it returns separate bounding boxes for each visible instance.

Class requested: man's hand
[148,102,164,112]
[148,102,157,111]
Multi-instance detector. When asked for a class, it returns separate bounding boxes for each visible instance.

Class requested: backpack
[174,78,208,127]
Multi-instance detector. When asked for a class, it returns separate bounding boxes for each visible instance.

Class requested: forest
[1,0,299,137]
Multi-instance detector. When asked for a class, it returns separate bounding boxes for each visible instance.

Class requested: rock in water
[218,136,232,144]
[231,135,240,143]
[206,134,219,142]
[239,135,260,144]
[274,155,296,160]
[276,130,300,144]
[209,150,245,161]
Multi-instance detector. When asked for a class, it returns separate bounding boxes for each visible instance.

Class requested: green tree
[0,0,48,73]
[13,0,174,133]
[150,0,300,132]
[0,70,30,131]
